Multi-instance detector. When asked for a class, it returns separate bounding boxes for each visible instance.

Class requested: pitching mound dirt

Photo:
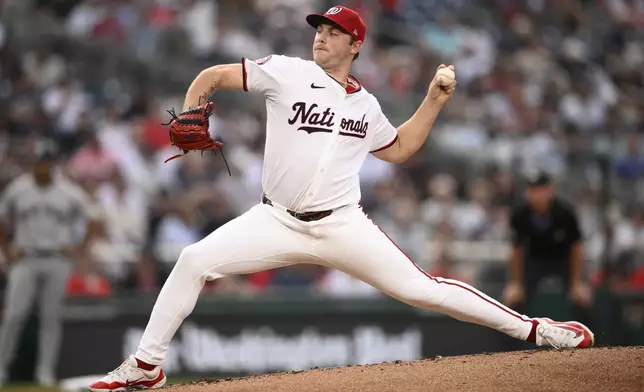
[164,346,644,392]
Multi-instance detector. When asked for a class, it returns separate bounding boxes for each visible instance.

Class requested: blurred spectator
[270,265,326,289]
[604,205,644,292]
[138,98,173,153]
[377,195,429,266]
[97,101,159,195]
[614,134,644,180]
[428,250,473,285]
[66,272,112,297]
[91,168,148,281]
[559,73,616,132]
[179,0,219,58]
[421,173,465,232]
[604,0,644,27]
[316,269,380,297]
[67,121,118,184]
[21,43,65,89]
[65,0,105,38]
[42,78,91,152]
[611,207,644,260]
[452,178,490,239]
[473,203,510,242]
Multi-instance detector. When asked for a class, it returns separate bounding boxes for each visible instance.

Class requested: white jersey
[242,54,398,212]
[115,37,577,381]
[0,173,98,251]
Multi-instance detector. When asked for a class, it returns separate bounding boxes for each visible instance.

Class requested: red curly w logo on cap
[326,7,342,15]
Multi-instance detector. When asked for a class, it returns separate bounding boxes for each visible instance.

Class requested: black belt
[262,194,333,222]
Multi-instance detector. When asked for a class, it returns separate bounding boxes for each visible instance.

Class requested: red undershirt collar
[325,72,362,94]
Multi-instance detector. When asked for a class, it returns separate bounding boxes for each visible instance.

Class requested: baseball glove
[162,102,230,175]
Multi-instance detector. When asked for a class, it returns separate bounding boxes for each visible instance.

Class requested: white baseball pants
[136,202,535,365]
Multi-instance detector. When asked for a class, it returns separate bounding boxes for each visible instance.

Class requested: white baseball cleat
[534,317,595,349]
[88,355,166,392]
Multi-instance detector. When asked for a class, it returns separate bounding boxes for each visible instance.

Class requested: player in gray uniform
[0,148,100,387]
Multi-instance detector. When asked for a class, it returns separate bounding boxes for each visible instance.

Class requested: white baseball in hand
[436,67,456,88]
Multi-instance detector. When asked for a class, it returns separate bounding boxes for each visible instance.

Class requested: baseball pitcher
[0,148,100,387]
[90,6,595,391]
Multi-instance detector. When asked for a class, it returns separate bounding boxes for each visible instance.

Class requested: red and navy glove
[162,102,225,165]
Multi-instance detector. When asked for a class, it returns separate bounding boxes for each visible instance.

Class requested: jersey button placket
[304,89,345,205]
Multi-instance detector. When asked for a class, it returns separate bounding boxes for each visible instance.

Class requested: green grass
[1,377,200,391]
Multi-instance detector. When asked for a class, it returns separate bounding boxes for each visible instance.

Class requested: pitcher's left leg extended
[317,208,536,342]
[317,207,593,348]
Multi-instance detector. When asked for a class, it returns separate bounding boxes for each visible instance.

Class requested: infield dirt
[162,346,644,392]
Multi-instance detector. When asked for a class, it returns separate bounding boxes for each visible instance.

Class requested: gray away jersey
[0,173,98,251]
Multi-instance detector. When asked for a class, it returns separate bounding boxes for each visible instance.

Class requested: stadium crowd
[0,0,643,297]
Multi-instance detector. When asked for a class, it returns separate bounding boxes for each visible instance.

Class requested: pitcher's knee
[175,244,207,275]
[175,243,225,280]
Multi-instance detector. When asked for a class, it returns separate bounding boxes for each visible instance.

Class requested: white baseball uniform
[134,55,536,365]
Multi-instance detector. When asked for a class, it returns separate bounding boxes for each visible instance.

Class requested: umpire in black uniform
[502,171,593,323]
